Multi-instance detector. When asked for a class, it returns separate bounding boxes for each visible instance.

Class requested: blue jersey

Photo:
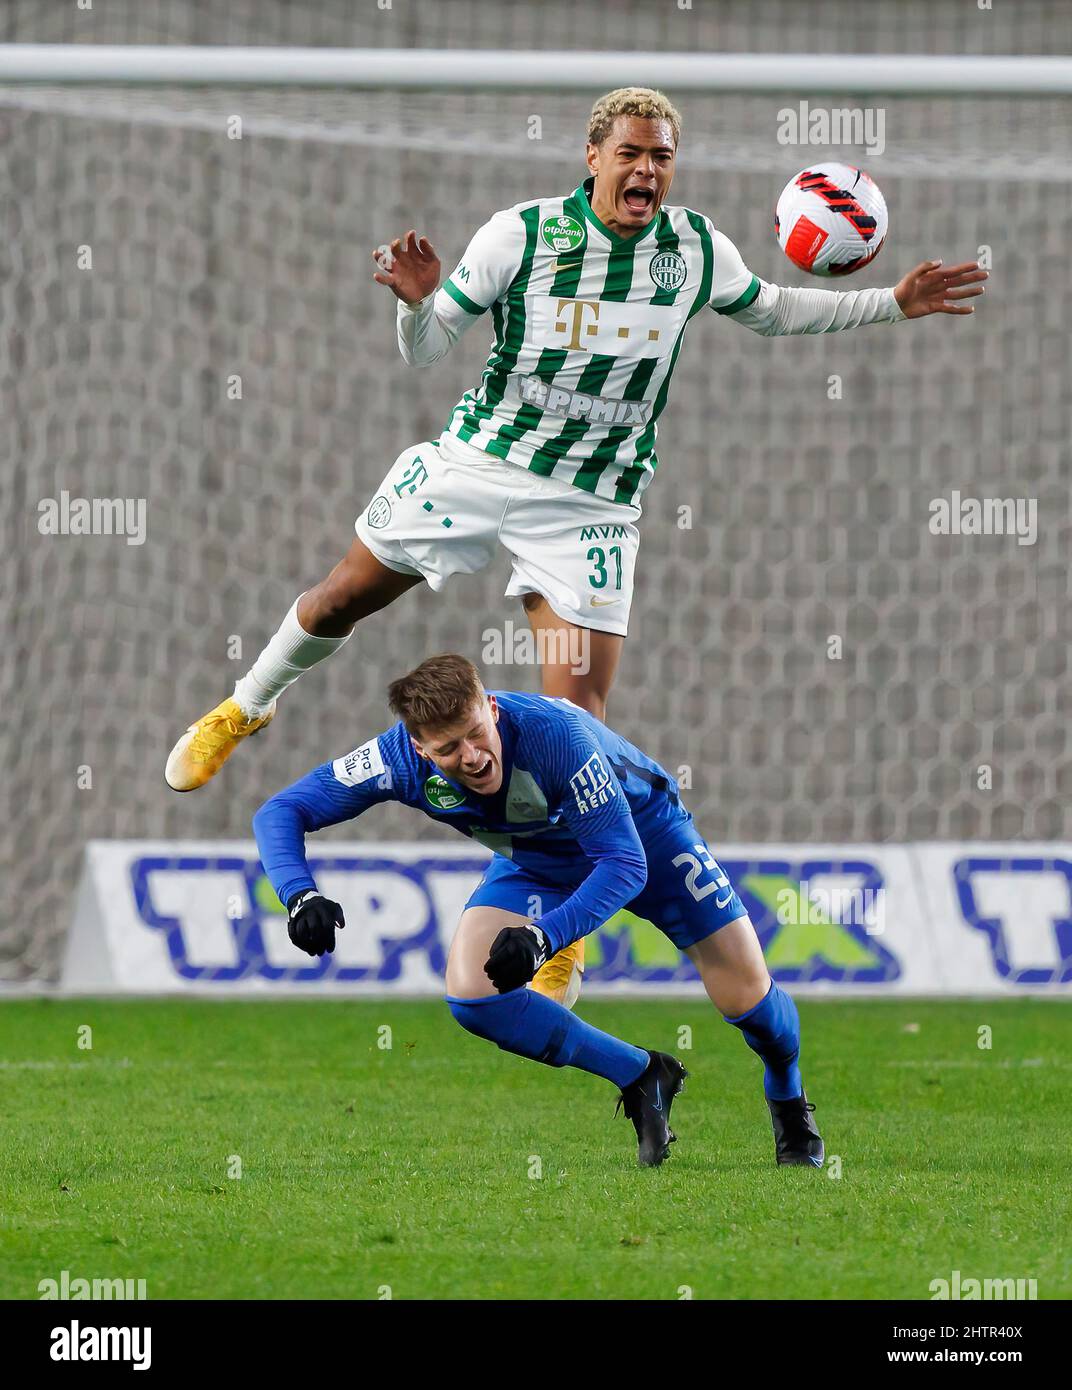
[253,692,690,953]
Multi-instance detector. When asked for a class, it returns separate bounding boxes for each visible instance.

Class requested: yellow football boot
[165,696,276,792]
[531,936,585,1010]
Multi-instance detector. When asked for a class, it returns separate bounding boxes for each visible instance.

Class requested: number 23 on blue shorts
[631,818,748,950]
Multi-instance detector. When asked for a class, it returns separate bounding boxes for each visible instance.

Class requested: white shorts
[354,432,641,635]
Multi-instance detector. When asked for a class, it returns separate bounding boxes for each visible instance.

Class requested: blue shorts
[465,816,747,951]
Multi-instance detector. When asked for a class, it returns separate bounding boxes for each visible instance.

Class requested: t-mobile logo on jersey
[569,752,616,815]
[518,374,652,426]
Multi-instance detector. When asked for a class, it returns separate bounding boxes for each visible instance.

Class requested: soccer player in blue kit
[253,654,823,1169]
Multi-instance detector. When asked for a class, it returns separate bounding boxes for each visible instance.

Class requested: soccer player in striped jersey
[253,654,823,1168]
[166,90,984,791]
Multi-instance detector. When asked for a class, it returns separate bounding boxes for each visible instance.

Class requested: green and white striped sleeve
[708,226,763,316]
[726,280,906,336]
[397,208,527,367]
[707,220,904,336]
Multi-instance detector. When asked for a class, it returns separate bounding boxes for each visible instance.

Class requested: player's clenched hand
[372,229,441,305]
[484,924,550,993]
[894,260,988,319]
[286,891,345,957]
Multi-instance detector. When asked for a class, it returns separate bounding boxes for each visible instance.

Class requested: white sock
[233,595,351,717]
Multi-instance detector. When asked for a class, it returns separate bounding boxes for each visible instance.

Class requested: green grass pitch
[1,997,1069,1300]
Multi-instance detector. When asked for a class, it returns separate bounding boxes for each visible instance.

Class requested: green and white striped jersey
[437,176,761,507]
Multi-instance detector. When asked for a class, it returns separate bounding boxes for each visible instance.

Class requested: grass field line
[0,1058,136,1070]
[2,1056,1067,1071]
[883,1057,1064,1068]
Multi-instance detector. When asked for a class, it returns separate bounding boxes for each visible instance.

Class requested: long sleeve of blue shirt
[519,712,648,954]
[252,741,397,907]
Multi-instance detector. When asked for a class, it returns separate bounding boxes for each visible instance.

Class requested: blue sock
[725,981,802,1101]
[447,988,648,1089]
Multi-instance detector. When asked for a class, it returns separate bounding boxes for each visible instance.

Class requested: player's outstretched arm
[709,223,986,336]
[373,228,473,368]
[252,740,397,935]
[380,208,528,367]
[372,228,441,305]
[892,259,988,318]
[726,265,985,336]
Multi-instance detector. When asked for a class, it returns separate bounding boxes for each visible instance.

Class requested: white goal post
[0,45,1071,94]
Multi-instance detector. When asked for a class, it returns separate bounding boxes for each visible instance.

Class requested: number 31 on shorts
[587,544,623,590]
[673,844,734,907]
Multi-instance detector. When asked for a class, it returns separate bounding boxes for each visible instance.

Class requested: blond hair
[587,87,682,148]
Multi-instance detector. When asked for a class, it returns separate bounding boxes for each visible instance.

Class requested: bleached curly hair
[587,87,682,148]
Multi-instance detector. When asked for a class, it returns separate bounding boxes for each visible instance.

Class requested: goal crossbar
[1,46,1071,94]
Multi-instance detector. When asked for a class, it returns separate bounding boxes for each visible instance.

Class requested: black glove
[484,924,550,993]
[286,890,345,957]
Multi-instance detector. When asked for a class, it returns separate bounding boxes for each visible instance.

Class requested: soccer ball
[774,163,888,276]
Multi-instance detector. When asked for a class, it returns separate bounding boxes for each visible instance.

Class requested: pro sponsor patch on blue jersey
[331,740,386,788]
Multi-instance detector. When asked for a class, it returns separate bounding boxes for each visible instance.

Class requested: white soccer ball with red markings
[774,163,888,277]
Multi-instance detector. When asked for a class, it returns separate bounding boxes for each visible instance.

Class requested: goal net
[1,0,1070,980]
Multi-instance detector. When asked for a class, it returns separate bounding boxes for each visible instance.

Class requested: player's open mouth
[623,187,654,214]
[464,757,494,786]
